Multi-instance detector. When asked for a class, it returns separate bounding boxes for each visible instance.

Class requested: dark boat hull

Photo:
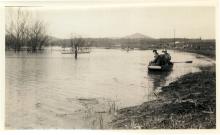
[148,62,173,71]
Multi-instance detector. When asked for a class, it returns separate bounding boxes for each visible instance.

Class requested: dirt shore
[111,65,216,129]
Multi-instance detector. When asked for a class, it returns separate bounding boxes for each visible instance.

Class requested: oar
[173,61,193,63]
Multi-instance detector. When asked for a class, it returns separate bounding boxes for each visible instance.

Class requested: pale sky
[6,6,215,39]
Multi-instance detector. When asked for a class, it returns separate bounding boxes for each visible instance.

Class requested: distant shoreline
[174,48,215,59]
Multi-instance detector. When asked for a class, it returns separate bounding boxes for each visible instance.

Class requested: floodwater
[5,48,215,129]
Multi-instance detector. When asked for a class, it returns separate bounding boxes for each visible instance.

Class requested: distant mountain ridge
[124,33,154,39]
[48,33,154,40]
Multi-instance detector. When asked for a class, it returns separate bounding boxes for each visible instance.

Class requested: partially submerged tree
[6,8,29,51]
[6,7,48,52]
[70,34,85,59]
[28,20,48,52]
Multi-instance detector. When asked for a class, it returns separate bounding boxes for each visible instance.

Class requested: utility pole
[173,29,176,47]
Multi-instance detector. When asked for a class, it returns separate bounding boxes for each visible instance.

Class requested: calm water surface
[5,48,214,129]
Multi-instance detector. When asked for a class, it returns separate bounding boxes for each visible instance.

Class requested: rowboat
[148,62,173,71]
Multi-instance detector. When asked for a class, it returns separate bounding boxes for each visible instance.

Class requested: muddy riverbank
[111,65,216,129]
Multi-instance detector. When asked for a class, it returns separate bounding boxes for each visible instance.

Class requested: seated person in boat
[162,50,171,64]
[150,50,161,65]
[150,49,171,66]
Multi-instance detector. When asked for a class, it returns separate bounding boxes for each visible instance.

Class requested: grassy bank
[111,66,216,129]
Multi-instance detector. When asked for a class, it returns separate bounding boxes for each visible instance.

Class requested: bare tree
[6,8,29,51]
[6,8,48,52]
[70,34,85,59]
[28,20,48,52]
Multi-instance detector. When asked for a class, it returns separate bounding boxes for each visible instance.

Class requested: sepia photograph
[3,1,216,130]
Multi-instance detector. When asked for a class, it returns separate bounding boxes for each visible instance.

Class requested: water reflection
[147,70,173,91]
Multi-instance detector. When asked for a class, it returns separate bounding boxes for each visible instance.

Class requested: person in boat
[162,50,171,64]
[150,50,161,65]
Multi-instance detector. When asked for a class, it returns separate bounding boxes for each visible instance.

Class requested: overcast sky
[6,6,215,39]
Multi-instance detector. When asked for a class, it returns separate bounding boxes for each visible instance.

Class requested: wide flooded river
[5,48,214,129]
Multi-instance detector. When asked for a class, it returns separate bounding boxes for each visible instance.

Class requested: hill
[124,33,153,39]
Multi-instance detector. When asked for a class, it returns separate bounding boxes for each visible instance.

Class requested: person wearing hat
[162,49,171,64]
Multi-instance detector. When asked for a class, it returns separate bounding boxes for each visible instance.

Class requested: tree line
[6,8,48,52]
